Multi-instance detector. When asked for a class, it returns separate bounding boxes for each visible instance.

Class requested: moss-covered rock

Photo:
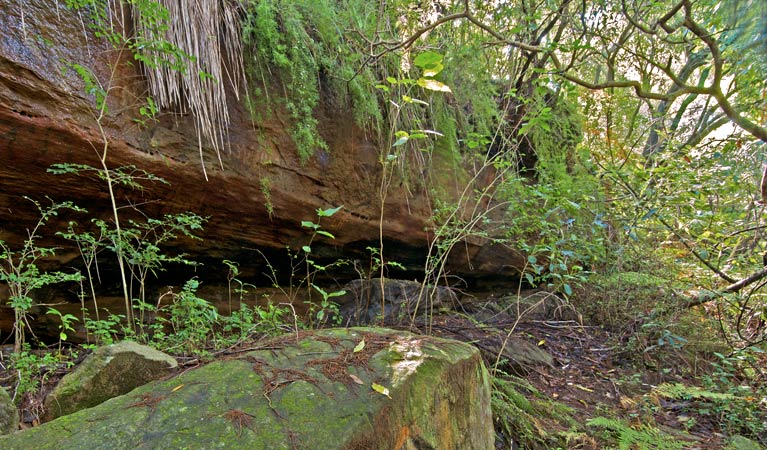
[3,328,493,449]
[43,341,177,421]
[0,386,18,435]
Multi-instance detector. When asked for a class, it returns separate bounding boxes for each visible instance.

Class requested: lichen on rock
[43,341,177,421]
[3,328,493,449]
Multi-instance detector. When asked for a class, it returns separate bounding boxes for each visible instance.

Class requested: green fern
[587,416,690,450]
[492,371,576,449]
[654,382,735,401]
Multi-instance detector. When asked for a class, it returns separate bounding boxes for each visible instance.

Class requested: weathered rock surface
[0,1,524,276]
[337,278,459,325]
[2,328,494,450]
[43,341,177,421]
[0,0,528,341]
[0,387,18,435]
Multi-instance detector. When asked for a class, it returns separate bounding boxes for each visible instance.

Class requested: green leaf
[563,284,573,296]
[60,332,67,341]
[302,245,311,253]
[417,78,451,92]
[402,95,429,106]
[422,63,444,77]
[312,284,328,298]
[392,136,409,147]
[316,230,336,239]
[318,205,343,217]
[353,339,365,353]
[371,383,392,399]
[326,289,347,298]
[301,220,319,229]
[413,51,443,69]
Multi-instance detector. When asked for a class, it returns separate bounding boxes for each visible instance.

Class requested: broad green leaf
[301,220,318,229]
[371,383,392,399]
[392,136,409,147]
[318,205,343,217]
[312,284,328,298]
[417,78,451,92]
[422,63,444,77]
[302,245,311,253]
[525,273,535,285]
[413,51,443,68]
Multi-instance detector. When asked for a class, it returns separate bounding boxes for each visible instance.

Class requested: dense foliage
[2,0,767,447]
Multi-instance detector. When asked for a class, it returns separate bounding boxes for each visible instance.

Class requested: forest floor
[2,288,766,449]
[410,288,767,449]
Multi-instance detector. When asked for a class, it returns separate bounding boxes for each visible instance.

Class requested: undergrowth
[492,369,581,449]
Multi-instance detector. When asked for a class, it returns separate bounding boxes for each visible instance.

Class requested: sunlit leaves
[371,382,392,399]
[416,78,451,92]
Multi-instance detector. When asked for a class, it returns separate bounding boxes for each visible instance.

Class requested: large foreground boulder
[43,341,177,421]
[1,328,493,449]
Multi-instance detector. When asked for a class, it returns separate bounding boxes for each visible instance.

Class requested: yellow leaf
[353,339,366,353]
[417,78,451,93]
[537,339,545,346]
[372,383,392,399]
[171,384,184,392]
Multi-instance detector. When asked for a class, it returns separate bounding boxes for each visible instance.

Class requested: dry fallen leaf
[349,374,364,385]
[353,339,366,353]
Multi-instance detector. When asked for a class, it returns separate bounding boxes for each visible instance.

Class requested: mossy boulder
[726,435,763,450]
[43,341,177,421]
[0,387,18,434]
[3,328,493,449]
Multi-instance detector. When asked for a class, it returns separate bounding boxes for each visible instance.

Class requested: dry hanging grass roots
[129,0,245,179]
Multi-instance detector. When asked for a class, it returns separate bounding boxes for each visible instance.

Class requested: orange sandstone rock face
[0,1,524,319]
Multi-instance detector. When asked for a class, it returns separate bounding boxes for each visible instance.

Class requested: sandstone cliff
[0,1,524,335]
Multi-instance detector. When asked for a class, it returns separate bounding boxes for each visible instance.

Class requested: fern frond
[654,382,735,401]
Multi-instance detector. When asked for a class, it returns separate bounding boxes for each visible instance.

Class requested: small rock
[43,341,177,421]
[0,386,19,435]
